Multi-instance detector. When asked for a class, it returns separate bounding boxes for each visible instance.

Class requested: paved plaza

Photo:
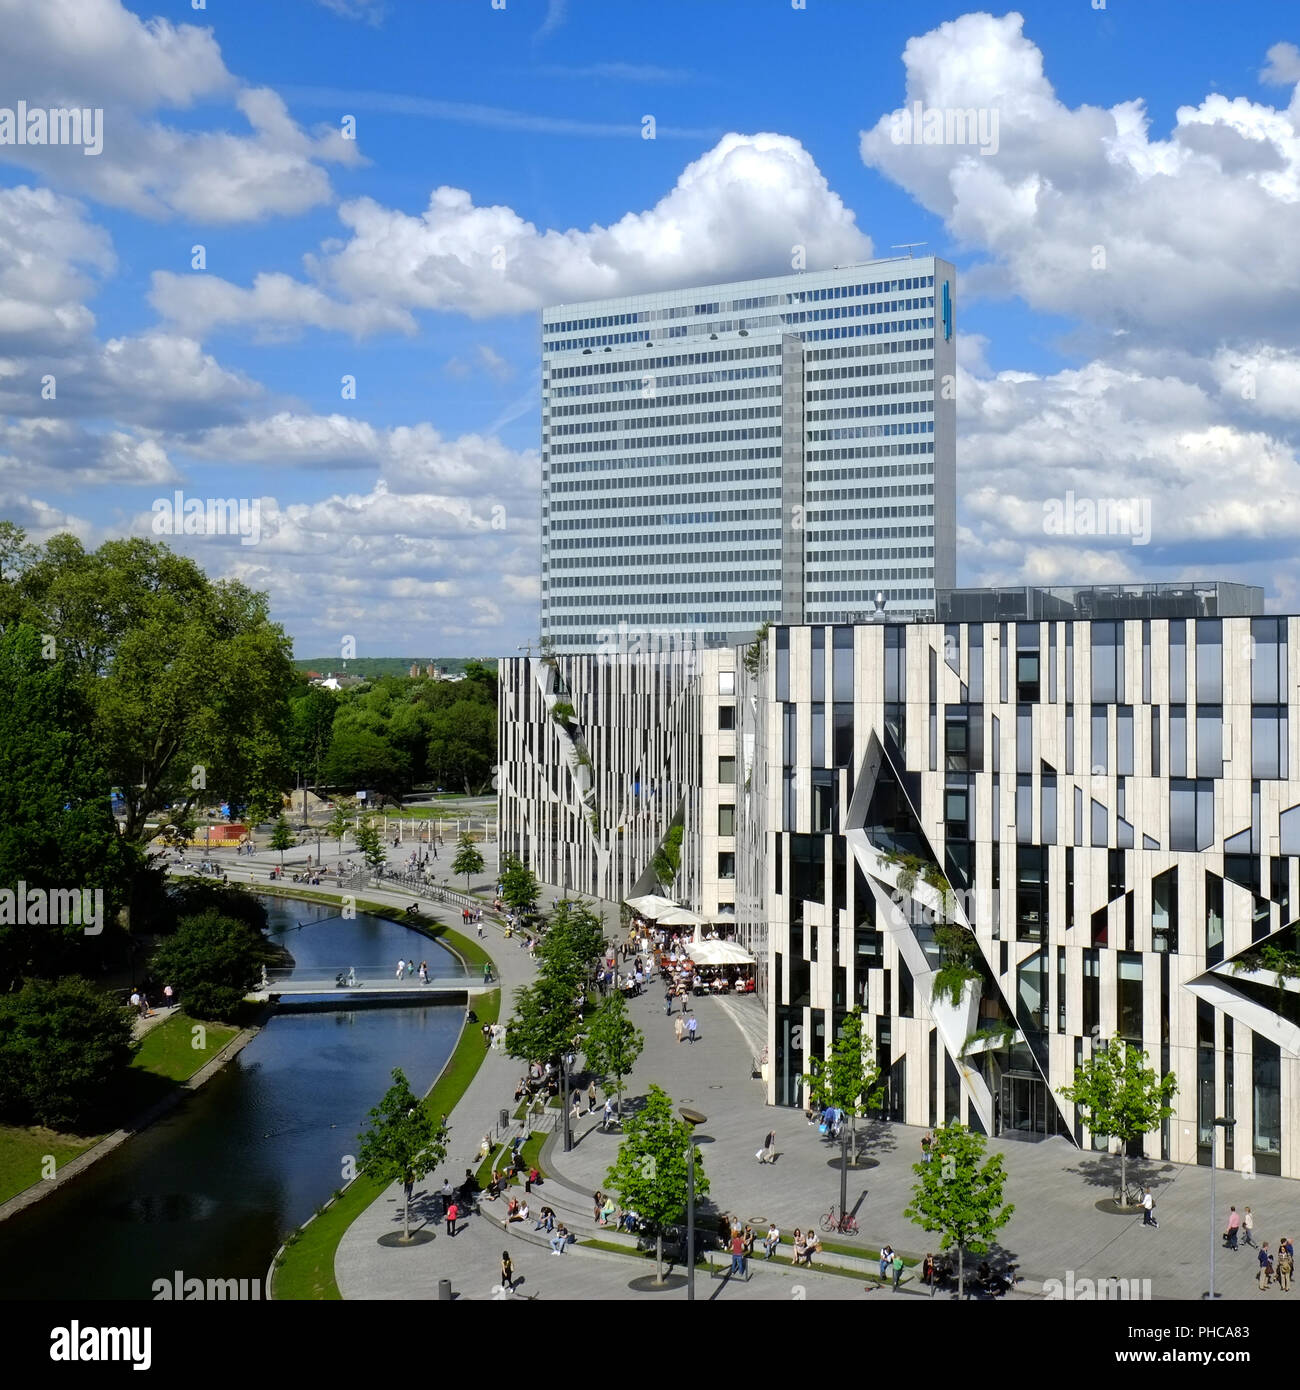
[202,841,1300,1302]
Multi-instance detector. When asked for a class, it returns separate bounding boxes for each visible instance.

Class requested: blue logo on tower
[942,281,952,341]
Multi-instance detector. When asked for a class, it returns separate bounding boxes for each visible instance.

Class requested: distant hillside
[293,656,499,680]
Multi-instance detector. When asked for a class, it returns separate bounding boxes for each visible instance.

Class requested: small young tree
[800,1008,884,1166]
[1058,1039,1177,1203]
[150,908,265,1021]
[499,854,540,917]
[357,1068,448,1242]
[536,898,605,996]
[326,805,351,858]
[584,989,645,1122]
[904,1122,1013,1298]
[354,819,386,876]
[269,814,294,867]
[451,831,485,890]
[604,1084,709,1284]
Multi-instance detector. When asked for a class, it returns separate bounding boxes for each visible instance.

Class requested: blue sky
[3,0,1300,655]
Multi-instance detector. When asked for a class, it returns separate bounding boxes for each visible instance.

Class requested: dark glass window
[1117,953,1142,1041]
[1196,705,1223,779]
[1195,619,1222,702]
[1206,871,1224,967]
[1251,617,1287,704]
[1169,621,1186,702]
[1091,621,1123,702]
[1152,868,1177,953]
[718,703,736,731]
[1252,706,1287,779]
[718,804,735,836]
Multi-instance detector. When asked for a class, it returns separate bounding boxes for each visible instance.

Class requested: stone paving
[190,844,1300,1302]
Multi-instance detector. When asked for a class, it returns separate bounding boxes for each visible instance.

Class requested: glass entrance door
[1001,1072,1048,1140]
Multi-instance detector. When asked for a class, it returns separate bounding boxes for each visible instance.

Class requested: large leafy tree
[605,1084,709,1283]
[288,684,339,792]
[801,1008,884,1166]
[0,977,138,1131]
[5,534,294,845]
[321,725,411,805]
[583,989,645,1122]
[1059,1040,1177,1202]
[904,1122,1014,1298]
[0,624,140,986]
[357,1068,449,1242]
[150,908,266,1021]
[427,698,495,794]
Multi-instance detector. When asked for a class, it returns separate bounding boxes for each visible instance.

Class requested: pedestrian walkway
[182,852,1300,1301]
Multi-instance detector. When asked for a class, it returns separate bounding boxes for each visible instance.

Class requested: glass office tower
[540,257,957,652]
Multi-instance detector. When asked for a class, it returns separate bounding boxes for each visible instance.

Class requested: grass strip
[130,1013,240,1083]
[270,983,500,1300]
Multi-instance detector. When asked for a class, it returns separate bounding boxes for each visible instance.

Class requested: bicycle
[1118,1179,1144,1207]
[820,1205,859,1236]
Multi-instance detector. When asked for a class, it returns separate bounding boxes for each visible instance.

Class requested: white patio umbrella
[657,907,707,928]
[624,893,681,917]
[688,939,755,966]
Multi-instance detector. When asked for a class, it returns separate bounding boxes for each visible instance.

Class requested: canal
[0,896,464,1299]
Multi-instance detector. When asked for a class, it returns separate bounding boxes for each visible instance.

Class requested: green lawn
[130,1013,240,1082]
[0,1010,243,1207]
[0,1127,99,1207]
[270,984,500,1300]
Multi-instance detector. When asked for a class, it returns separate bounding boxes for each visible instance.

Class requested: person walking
[1278,1239,1293,1293]
[664,988,673,1016]
[1258,1242,1274,1290]
[1141,1187,1157,1228]
[163,984,174,1009]
[687,1014,698,1045]
[1243,1206,1257,1248]
[759,1130,776,1165]
[587,1081,597,1114]
[446,1200,459,1238]
[1226,1206,1241,1250]
[891,1251,905,1291]
[418,960,428,985]
[482,962,493,984]
[395,958,405,980]
[730,1231,746,1278]
[674,1015,685,1044]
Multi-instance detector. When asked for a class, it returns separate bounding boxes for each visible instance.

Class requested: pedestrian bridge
[251,965,495,1010]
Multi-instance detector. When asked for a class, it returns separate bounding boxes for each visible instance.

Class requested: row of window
[546,548,781,570]
[547,592,780,608]
[809,421,935,443]
[810,504,934,523]
[550,465,779,494]
[808,574,931,596]
[550,344,782,380]
[807,461,933,485]
[807,380,936,404]
[550,486,780,513]
[550,505,780,532]
[808,592,930,616]
[549,384,781,416]
[549,363,781,398]
[549,572,781,591]
[805,335,934,364]
[807,483,935,503]
[807,400,934,423]
[549,445,781,475]
[550,405,782,437]
[813,524,935,542]
[807,554,934,577]
[547,527,781,551]
[806,441,935,463]
[551,425,781,456]
[805,356,934,383]
[803,317,934,344]
[544,613,773,629]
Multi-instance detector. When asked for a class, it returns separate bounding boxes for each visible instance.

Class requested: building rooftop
[935,582,1265,623]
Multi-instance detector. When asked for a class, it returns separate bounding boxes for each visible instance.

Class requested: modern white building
[502,581,1300,1180]
[540,257,956,652]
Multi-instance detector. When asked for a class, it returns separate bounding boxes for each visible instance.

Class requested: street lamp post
[1205,1117,1236,1299]
[680,1107,707,1301]
[840,1131,850,1228]
[560,1053,572,1154]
